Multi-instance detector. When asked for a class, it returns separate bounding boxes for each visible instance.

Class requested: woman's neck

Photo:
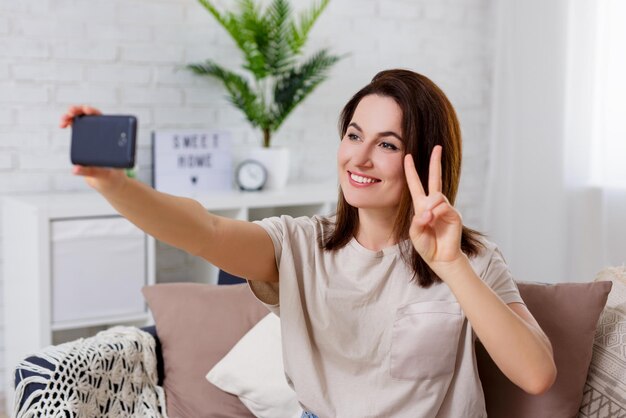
[355,208,398,251]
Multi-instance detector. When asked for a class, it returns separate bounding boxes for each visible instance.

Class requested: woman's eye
[347,133,360,141]
[380,142,399,151]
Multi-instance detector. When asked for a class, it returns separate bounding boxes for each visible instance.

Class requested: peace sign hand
[404,146,465,276]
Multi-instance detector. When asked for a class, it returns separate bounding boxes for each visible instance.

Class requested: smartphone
[70,115,137,168]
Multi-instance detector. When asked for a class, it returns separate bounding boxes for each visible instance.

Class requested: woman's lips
[348,171,381,187]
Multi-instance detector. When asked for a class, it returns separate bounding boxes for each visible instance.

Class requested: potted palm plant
[187,0,343,189]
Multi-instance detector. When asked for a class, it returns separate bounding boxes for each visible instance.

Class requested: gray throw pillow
[579,267,626,417]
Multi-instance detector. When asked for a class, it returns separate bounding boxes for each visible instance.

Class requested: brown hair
[322,69,484,287]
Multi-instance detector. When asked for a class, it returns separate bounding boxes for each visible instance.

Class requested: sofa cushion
[477,280,612,418]
[579,267,626,417]
[142,283,268,418]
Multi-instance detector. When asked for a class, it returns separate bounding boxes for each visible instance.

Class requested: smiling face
[337,94,406,214]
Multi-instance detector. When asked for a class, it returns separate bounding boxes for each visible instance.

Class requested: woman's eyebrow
[379,130,403,142]
[348,122,402,141]
[348,122,403,141]
[348,122,363,132]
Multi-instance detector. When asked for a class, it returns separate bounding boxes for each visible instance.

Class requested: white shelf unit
[2,182,337,411]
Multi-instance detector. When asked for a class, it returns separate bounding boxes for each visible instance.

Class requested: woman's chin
[341,194,364,208]
[343,198,384,211]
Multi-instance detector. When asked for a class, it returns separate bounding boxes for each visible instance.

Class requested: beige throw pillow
[477,281,612,418]
[142,283,268,418]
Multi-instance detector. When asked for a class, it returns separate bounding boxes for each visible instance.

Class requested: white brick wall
[0,0,495,406]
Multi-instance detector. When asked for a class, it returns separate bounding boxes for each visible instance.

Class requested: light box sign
[152,130,233,196]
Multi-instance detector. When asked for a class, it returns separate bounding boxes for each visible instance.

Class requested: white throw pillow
[206,313,302,418]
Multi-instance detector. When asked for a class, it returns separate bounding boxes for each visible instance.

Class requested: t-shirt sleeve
[246,216,285,314]
[480,246,525,305]
[253,216,284,267]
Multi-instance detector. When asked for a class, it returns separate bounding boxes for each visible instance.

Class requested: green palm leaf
[238,0,271,77]
[197,0,269,79]
[264,0,293,73]
[187,61,269,127]
[189,0,343,147]
[272,48,341,130]
[288,0,330,54]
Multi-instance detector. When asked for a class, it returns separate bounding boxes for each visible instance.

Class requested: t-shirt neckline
[348,236,405,258]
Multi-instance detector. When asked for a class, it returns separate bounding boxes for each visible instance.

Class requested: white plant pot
[248,147,290,190]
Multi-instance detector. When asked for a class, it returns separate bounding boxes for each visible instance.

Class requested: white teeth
[350,173,379,184]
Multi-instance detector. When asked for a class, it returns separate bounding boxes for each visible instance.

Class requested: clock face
[236,160,267,191]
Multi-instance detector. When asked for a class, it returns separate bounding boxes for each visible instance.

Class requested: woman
[61,69,556,418]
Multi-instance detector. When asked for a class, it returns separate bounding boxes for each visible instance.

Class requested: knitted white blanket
[14,326,168,418]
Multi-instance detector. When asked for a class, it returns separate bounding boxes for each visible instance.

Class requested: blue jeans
[301,412,319,418]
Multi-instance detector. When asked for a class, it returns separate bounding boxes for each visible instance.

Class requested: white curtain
[484,0,626,283]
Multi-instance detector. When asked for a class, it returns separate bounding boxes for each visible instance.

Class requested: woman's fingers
[405,153,450,218]
[409,212,428,242]
[430,199,461,225]
[428,145,443,195]
[404,154,426,198]
[72,165,108,178]
[405,146,444,202]
[411,195,457,229]
[60,106,79,128]
[72,165,95,176]
[424,193,447,212]
[80,105,102,115]
[59,110,77,128]
[406,147,449,232]
[59,105,102,128]
[415,209,433,227]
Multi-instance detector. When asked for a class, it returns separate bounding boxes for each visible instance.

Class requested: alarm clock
[235,159,268,191]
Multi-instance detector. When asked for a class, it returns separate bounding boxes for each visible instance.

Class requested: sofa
[14,268,626,418]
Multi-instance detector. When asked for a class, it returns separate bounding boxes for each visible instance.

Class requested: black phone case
[71,115,137,168]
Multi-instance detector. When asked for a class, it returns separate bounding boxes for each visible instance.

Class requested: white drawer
[50,217,146,326]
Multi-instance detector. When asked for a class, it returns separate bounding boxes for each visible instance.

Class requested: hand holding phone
[61,106,133,196]
[70,114,137,168]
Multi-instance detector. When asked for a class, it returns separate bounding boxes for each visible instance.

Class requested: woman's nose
[353,144,374,167]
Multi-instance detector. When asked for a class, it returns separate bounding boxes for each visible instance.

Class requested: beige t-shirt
[249,215,523,418]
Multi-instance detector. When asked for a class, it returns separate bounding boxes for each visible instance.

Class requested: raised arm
[61,105,278,283]
[404,146,557,395]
